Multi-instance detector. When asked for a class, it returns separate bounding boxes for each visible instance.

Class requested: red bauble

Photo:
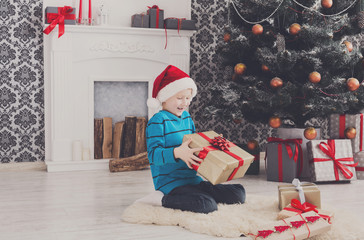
[270,77,283,88]
[261,64,269,72]
[309,71,321,84]
[345,127,357,139]
[343,40,353,52]
[289,23,301,35]
[304,127,317,140]
[234,63,246,75]
[269,116,281,128]
[247,140,259,150]
[347,78,360,91]
[321,0,333,8]
[224,33,231,42]
[252,24,263,35]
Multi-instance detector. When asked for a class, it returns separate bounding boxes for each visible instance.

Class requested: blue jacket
[146,110,203,194]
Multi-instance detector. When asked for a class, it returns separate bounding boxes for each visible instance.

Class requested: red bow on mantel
[194,133,244,181]
[43,6,75,38]
[313,140,358,181]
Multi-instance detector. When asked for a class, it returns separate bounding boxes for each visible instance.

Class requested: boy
[146,65,245,214]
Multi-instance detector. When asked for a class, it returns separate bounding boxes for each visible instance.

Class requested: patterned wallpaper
[0,0,44,163]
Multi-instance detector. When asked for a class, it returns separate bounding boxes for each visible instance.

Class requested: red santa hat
[147,65,197,109]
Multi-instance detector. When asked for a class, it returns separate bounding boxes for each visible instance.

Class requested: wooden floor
[0,165,363,240]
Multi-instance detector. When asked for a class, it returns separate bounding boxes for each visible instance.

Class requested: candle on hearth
[88,0,92,24]
[72,140,83,161]
[78,0,82,24]
[82,148,91,160]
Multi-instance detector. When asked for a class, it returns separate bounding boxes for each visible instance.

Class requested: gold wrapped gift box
[182,131,254,184]
[278,182,321,210]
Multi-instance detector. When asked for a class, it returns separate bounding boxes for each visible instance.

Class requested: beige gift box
[183,131,254,185]
[278,183,321,210]
[248,212,331,240]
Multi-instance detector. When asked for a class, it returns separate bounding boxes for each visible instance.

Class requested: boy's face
[162,89,192,117]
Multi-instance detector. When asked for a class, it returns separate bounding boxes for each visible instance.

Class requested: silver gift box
[354,151,364,180]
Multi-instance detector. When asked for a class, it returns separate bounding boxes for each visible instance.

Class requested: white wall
[43,0,191,27]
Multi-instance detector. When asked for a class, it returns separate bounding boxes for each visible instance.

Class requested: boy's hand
[174,138,204,169]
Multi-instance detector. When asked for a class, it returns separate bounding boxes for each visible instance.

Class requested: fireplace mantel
[44,26,195,172]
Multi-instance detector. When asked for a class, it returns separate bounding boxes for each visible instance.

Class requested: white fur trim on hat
[156,77,197,103]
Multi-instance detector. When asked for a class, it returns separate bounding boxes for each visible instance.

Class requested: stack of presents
[176,112,363,239]
[131,5,196,31]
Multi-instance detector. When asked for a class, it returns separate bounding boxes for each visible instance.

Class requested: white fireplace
[44,25,195,172]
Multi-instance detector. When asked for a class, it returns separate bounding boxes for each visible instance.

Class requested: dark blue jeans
[161,181,245,214]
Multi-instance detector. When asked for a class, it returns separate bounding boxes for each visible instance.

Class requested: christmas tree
[207,0,364,128]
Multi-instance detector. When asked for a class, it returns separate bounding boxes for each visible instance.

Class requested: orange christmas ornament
[343,40,353,52]
[347,77,360,91]
[224,33,231,42]
[252,24,263,35]
[270,77,283,89]
[289,23,301,35]
[269,116,281,128]
[261,64,269,72]
[304,127,317,140]
[247,140,259,150]
[345,127,357,139]
[309,71,321,84]
[234,63,246,75]
[321,0,333,8]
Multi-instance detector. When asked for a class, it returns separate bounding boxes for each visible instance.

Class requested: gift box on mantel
[147,5,164,28]
[277,199,334,223]
[182,131,254,185]
[265,137,303,183]
[354,151,364,179]
[329,113,364,153]
[248,211,331,240]
[307,139,357,182]
[278,180,321,210]
[45,6,76,25]
[277,128,321,181]
[131,13,149,28]
[164,18,196,30]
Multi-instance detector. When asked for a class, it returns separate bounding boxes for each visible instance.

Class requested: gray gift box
[307,139,356,182]
[329,114,364,153]
[131,14,149,28]
[148,7,164,28]
[45,7,76,25]
[164,18,196,30]
[266,141,302,183]
[277,128,321,181]
[354,151,364,179]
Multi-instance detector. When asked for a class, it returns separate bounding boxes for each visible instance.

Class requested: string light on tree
[234,63,246,75]
[345,127,357,139]
[343,40,353,52]
[309,71,321,83]
[347,77,360,91]
[261,64,269,72]
[321,0,333,8]
[247,140,259,150]
[224,33,231,42]
[269,116,282,128]
[252,24,263,35]
[304,127,317,140]
[289,23,301,35]
[270,77,283,88]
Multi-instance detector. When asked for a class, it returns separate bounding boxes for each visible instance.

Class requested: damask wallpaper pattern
[0,0,44,163]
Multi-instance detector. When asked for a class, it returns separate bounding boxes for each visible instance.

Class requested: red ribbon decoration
[356,166,364,172]
[360,113,363,151]
[339,114,346,139]
[313,140,358,181]
[266,137,303,181]
[148,5,161,28]
[44,6,75,38]
[193,133,244,181]
[163,18,186,49]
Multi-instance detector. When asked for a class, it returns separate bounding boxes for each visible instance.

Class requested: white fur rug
[122,194,364,239]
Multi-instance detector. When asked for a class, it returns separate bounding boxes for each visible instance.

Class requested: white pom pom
[147,98,161,109]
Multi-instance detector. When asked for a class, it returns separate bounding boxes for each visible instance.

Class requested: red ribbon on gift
[338,114,363,151]
[44,6,75,38]
[360,113,363,151]
[193,133,244,181]
[148,5,161,28]
[266,137,303,182]
[356,166,364,172]
[163,17,186,49]
[313,140,358,181]
[339,114,346,138]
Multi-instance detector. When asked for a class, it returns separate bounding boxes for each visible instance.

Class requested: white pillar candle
[72,140,83,161]
[82,148,91,160]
